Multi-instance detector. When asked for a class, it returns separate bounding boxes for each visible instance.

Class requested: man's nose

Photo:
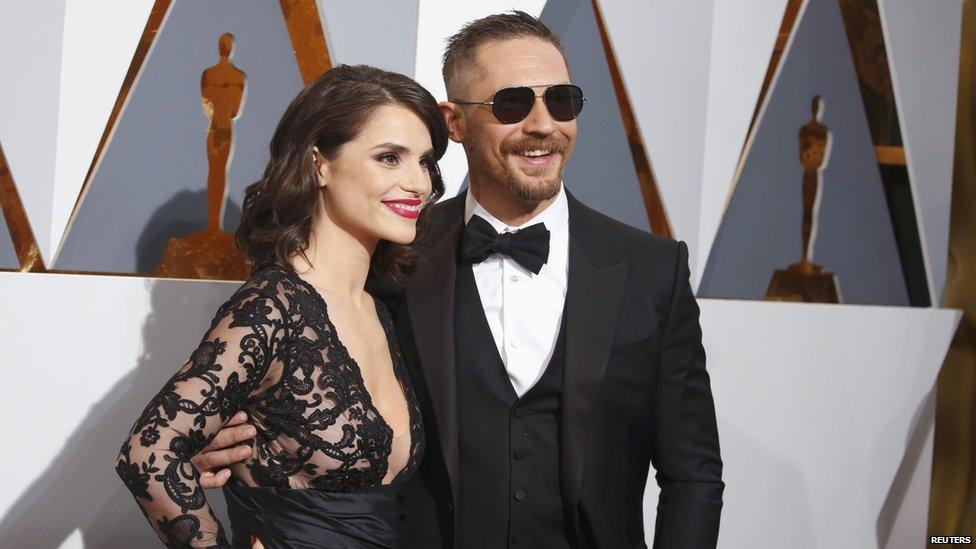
[521,96,556,136]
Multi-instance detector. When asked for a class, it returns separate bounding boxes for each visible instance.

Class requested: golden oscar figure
[156,33,249,280]
[766,95,842,303]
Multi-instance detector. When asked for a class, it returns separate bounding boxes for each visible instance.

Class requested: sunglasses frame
[451,84,587,124]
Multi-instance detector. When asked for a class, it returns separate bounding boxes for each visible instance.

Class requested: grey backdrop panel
[320,0,418,77]
[539,0,649,233]
[698,0,909,306]
[0,219,16,269]
[55,1,304,273]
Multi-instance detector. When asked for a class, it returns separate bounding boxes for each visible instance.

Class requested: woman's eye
[420,157,432,171]
[378,153,400,166]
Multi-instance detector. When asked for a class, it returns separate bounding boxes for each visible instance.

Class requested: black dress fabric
[222,479,407,549]
[115,262,424,548]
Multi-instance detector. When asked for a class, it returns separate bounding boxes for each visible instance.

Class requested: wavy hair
[236,64,448,281]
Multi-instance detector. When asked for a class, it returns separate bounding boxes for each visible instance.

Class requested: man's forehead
[469,38,569,88]
[472,36,565,65]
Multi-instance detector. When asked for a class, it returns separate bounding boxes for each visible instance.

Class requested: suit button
[513,450,526,460]
[513,489,527,501]
[513,407,525,418]
[512,531,530,544]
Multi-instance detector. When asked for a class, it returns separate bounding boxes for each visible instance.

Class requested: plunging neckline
[277,263,417,485]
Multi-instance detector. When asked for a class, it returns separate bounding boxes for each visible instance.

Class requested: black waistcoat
[454,263,572,548]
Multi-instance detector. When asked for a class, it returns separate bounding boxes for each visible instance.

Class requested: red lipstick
[382,198,422,219]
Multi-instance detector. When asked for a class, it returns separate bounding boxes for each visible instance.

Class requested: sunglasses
[452,84,586,124]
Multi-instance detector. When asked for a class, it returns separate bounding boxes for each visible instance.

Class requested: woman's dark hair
[236,64,448,281]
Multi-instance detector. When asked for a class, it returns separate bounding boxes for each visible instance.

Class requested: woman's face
[315,104,435,246]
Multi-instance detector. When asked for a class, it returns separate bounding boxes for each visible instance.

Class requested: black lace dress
[116,262,424,548]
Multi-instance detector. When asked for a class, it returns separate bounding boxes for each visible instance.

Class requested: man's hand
[192,411,256,489]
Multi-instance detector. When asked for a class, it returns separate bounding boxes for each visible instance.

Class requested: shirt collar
[463,182,569,235]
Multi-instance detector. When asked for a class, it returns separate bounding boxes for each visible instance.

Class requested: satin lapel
[405,195,465,499]
[560,192,629,519]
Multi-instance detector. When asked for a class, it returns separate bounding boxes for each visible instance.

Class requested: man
[197,11,723,548]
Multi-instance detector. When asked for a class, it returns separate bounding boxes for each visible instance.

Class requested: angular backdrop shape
[317,0,419,77]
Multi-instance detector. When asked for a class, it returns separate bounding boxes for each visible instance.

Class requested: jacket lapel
[560,192,629,520]
[405,194,465,501]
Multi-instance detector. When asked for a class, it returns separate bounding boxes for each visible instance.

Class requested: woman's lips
[382,198,422,219]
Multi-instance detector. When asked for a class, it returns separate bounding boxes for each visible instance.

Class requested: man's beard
[498,136,568,202]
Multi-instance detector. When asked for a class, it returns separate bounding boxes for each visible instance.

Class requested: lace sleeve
[115,287,287,548]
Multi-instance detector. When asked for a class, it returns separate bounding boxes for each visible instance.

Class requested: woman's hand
[191,411,257,489]
[251,534,266,548]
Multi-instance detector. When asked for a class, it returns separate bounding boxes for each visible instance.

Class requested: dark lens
[544,85,584,121]
[491,87,535,124]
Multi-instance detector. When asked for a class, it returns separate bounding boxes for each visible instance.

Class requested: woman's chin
[379,227,417,246]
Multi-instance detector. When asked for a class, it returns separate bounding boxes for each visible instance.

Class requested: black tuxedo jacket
[392,190,723,548]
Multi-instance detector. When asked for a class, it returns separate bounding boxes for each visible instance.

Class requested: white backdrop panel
[879,0,964,306]
[644,299,959,548]
[413,0,548,199]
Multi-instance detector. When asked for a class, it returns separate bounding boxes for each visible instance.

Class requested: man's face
[449,37,577,204]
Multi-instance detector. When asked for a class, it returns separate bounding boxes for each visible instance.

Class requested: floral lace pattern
[116,263,424,548]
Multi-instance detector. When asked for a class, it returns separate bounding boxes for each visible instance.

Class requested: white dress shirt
[463,185,570,397]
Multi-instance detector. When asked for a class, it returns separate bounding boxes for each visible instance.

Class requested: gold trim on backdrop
[279,0,332,85]
[54,0,173,267]
[839,0,902,147]
[0,144,44,272]
[875,145,906,165]
[591,0,672,238]
[931,0,976,543]
[745,0,804,149]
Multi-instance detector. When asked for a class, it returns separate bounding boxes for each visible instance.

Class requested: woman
[116,64,447,548]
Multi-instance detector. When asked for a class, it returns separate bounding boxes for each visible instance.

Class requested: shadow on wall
[135,188,242,275]
[0,243,237,546]
[875,386,936,548]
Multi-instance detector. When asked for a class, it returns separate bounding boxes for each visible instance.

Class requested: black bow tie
[460,215,550,274]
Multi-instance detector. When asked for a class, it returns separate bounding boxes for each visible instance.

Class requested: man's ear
[440,101,465,143]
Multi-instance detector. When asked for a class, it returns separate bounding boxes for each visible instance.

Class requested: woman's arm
[116,288,286,548]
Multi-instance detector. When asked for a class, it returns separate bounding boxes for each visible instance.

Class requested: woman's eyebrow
[370,143,409,154]
[371,143,434,158]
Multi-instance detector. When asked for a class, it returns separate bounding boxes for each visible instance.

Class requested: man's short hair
[442,10,569,99]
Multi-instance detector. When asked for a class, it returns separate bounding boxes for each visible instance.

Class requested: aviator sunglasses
[451,84,586,124]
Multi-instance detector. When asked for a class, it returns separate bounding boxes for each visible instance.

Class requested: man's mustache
[502,138,569,155]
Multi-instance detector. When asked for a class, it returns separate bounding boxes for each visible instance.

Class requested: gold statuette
[766,96,841,303]
[156,33,248,281]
